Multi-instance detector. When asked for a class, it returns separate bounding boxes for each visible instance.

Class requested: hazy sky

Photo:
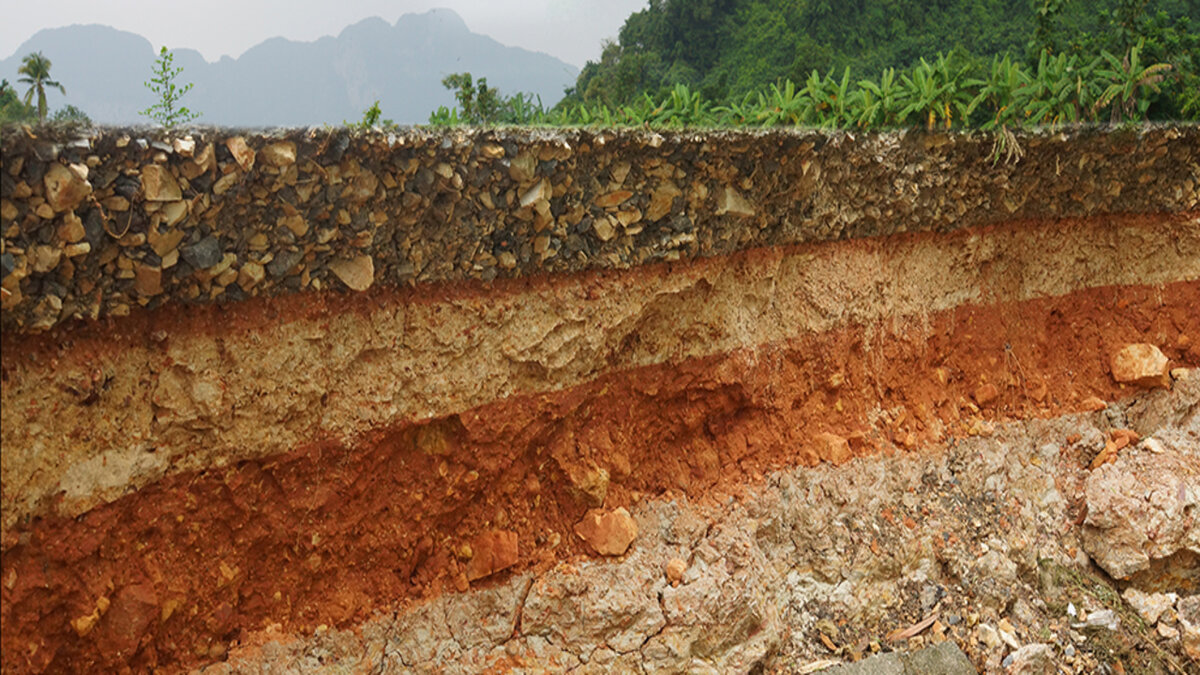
[0,0,648,68]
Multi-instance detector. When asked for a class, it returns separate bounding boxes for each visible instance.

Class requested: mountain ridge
[1,9,578,125]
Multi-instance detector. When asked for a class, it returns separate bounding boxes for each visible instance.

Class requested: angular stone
[172,137,195,157]
[237,262,265,290]
[508,153,536,182]
[900,641,977,675]
[1083,447,1200,581]
[329,255,375,291]
[134,263,163,297]
[212,171,240,196]
[574,507,638,556]
[1121,588,1177,626]
[647,181,681,222]
[593,217,617,242]
[520,179,550,208]
[1003,643,1054,675]
[57,213,86,243]
[1179,595,1200,661]
[343,170,380,204]
[141,165,181,202]
[31,245,62,273]
[148,227,185,258]
[464,530,518,582]
[280,214,307,237]
[226,136,256,172]
[43,162,92,212]
[266,249,303,278]
[160,201,189,227]
[974,383,1000,407]
[1110,343,1170,389]
[102,195,130,211]
[98,583,158,659]
[259,141,296,168]
[594,190,633,208]
[717,186,755,217]
[815,432,853,465]
[181,236,223,269]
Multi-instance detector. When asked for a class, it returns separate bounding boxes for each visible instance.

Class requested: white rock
[1122,588,1177,626]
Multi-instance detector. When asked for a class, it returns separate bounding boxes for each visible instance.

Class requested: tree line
[425,0,1198,127]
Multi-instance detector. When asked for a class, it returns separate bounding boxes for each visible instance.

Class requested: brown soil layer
[2,279,1197,673]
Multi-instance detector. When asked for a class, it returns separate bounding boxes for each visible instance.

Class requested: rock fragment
[259,141,296,168]
[1004,643,1054,674]
[1082,446,1199,581]
[1179,595,1200,661]
[717,186,755,217]
[133,264,162,297]
[1121,588,1177,626]
[1110,343,1170,388]
[815,432,853,465]
[141,165,180,202]
[665,558,687,586]
[464,530,518,581]
[329,255,375,291]
[43,162,92,212]
[225,136,256,172]
[574,507,638,556]
[181,236,222,270]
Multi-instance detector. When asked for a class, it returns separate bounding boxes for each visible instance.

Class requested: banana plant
[652,83,713,127]
[713,91,758,126]
[854,67,902,127]
[964,55,1031,129]
[897,54,974,129]
[755,79,809,126]
[1095,39,1172,123]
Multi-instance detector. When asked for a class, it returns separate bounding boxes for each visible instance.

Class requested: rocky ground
[203,370,1198,674]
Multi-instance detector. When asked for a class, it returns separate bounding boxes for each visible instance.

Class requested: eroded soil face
[1,214,1198,673]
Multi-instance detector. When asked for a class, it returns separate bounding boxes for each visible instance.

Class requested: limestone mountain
[0,9,579,126]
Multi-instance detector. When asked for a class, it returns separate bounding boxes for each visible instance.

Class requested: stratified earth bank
[1,125,1197,674]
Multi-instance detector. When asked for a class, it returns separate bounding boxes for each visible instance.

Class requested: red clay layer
[2,280,1197,673]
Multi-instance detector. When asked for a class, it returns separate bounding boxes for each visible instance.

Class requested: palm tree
[17,52,65,122]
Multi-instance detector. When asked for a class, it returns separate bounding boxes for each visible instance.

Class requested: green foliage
[560,0,1198,123]
[50,104,91,125]
[427,38,1179,132]
[0,79,37,125]
[140,46,200,128]
[429,73,554,126]
[17,51,65,122]
[350,100,396,129]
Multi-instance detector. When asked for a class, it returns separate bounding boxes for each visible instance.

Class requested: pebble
[574,507,638,556]
[181,237,223,270]
[665,558,687,586]
[328,255,375,291]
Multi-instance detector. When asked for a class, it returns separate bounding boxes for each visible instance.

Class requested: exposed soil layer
[2,277,1197,673]
[206,377,1200,674]
[3,213,1197,539]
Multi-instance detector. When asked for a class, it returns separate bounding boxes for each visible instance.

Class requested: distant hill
[566,0,1200,107]
[0,9,579,126]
